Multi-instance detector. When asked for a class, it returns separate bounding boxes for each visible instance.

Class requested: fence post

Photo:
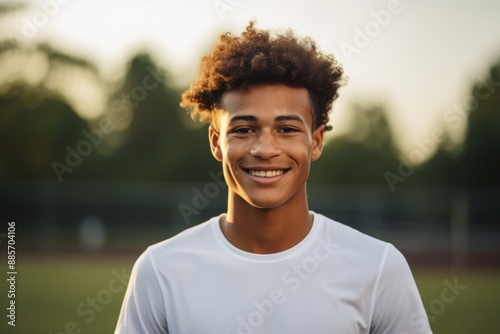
[451,190,469,271]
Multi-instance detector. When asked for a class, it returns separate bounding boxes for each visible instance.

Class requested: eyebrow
[229,115,257,124]
[275,115,306,125]
[229,114,306,125]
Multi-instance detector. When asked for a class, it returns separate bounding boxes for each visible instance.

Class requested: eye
[278,126,298,134]
[232,127,254,134]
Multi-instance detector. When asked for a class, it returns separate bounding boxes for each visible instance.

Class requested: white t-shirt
[115,212,432,334]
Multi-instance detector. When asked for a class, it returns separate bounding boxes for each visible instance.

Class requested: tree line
[1,41,499,190]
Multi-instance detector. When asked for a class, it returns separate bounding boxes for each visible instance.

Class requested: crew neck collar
[211,211,322,263]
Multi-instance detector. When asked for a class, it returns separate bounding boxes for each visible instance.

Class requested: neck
[221,188,313,254]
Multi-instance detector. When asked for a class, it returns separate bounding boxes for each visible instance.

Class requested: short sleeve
[115,248,168,334]
[370,244,432,334]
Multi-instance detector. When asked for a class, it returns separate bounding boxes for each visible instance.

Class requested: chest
[162,262,375,334]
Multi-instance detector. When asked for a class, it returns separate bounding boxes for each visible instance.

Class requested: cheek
[223,140,247,164]
[288,147,311,172]
[293,138,313,158]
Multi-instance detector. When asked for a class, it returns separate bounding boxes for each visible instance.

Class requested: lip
[242,167,290,185]
[242,166,291,171]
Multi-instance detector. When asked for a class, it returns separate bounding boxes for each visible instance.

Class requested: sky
[2,0,500,154]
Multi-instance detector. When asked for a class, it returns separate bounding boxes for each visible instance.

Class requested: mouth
[243,168,290,178]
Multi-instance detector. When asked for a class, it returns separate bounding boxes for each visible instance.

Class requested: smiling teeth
[249,170,284,177]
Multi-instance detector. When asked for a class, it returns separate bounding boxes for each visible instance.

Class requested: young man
[115,22,432,334]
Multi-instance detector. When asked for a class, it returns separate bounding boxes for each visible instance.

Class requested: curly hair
[180,21,345,131]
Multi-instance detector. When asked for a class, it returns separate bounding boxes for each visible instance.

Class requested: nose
[249,130,282,159]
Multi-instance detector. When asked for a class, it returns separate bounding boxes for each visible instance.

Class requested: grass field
[1,256,499,334]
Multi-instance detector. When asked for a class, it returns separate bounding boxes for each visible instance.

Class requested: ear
[209,126,223,162]
[311,125,325,161]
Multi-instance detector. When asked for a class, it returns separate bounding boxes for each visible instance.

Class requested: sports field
[1,256,499,334]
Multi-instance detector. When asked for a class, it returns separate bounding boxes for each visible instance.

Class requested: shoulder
[150,215,218,251]
[137,215,221,270]
[316,214,431,332]
[127,216,220,282]
[314,212,412,278]
[314,212,392,258]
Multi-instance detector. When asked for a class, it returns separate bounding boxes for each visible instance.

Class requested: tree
[310,104,400,185]
[0,84,89,180]
[417,58,500,187]
[98,53,219,182]
[0,41,100,181]
[455,61,500,186]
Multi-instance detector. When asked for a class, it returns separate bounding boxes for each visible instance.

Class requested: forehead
[219,84,312,123]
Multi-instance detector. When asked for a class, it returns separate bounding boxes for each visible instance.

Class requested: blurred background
[0,0,499,333]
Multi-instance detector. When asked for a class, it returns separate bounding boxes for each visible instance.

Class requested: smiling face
[209,84,324,210]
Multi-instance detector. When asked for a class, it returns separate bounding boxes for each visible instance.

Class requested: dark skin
[209,84,325,254]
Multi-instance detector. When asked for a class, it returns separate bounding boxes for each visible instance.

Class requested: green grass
[416,269,500,333]
[1,257,499,333]
[0,256,136,334]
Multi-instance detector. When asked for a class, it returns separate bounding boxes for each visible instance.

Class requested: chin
[249,201,286,210]
[242,193,291,210]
